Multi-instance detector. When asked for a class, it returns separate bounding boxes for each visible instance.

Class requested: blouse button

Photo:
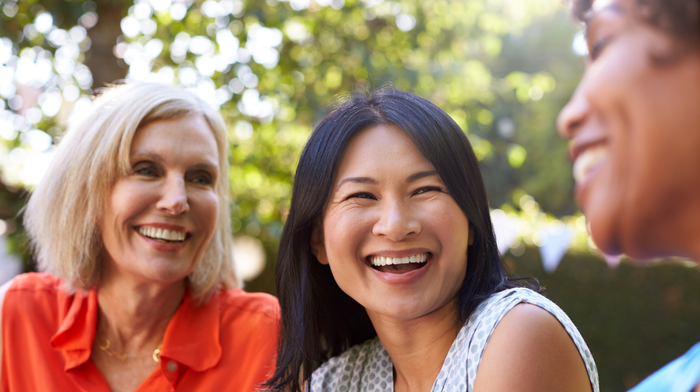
[166,361,178,372]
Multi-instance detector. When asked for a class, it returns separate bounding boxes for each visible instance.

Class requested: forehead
[592,0,616,11]
[343,124,424,158]
[584,0,630,28]
[131,114,220,162]
[584,0,631,21]
[335,124,434,175]
[589,0,635,16]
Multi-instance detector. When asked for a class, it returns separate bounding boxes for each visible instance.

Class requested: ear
[468,224,475,246]
[310,223,329,265]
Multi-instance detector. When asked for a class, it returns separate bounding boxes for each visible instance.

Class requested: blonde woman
[0,83,279,392]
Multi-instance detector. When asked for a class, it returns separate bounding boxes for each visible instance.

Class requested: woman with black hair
[266,89,598,392]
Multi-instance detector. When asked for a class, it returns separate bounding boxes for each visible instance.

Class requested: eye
[590,38,609,60]
[190,172,214,186]
[133,162,159,177]
[347,192,376,200]
[413,186,443,196]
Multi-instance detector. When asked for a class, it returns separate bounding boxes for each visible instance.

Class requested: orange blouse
[1,273,280,392]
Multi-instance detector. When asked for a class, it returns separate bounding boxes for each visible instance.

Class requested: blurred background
[0,0,698,390]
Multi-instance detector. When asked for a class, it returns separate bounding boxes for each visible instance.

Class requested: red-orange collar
[50,287,222,373]
[50,288,97,371]
[160,289,222,372]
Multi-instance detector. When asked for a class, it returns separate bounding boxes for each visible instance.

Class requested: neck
[678,215,700,264]
[367,300,460,392]
[96,269,185,355]
[623,208,700,264]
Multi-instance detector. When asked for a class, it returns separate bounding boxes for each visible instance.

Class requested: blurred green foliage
[123,0,584,266]
[0,0,585,271]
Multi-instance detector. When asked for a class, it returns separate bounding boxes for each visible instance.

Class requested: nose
[557,85,590,140]
[372,200,421,241]
[156,176,189,215]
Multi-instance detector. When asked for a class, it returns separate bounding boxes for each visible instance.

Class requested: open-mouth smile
[136,226,189,243]
[367,252,430,274]
[573,144,609,185]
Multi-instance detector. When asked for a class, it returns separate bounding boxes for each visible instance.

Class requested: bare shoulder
[473,303,592,392]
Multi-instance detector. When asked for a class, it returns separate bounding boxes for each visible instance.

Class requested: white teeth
[573,145,608,184]
[369,253,428,267]
[138,227,186,242]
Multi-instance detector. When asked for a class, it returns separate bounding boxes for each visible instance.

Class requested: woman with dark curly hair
[267,89,598,392]
[558,0,700,390]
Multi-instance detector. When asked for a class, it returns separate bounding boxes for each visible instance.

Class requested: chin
[589,229,623,257]
[618,231,687,261]
[374,296,453,322]
[582,184,627,256]
[377,308,429,322]
[367,300,431,321]
[141,262,193,285]
[589,213,675,260]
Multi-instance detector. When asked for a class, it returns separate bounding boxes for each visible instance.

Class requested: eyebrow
[189,162,220,173]
[406,170,438,183]
[335,170,439,190]
[335,177,378,190]
[583,3,622,25]
[130,152,164,164]
[130,152,219,172]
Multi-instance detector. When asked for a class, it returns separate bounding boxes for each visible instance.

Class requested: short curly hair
[573,0,699,46]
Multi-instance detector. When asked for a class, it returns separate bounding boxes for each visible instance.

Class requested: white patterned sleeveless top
[309,287,599,392]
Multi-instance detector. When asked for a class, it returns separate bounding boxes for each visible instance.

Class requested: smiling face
[312,124,473,322]
[98,114,220,285]
[557,0,700,258]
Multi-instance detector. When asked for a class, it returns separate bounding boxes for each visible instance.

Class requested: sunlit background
[0,0,698,390]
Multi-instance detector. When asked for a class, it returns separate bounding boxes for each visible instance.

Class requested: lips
[367,252,430,274]
[138,226,187,242]
[572,144,608,184]
[135,223,190,248]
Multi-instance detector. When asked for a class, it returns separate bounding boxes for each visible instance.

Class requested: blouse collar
[50,286,222,373]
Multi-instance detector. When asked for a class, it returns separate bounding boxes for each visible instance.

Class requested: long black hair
[265,88,522,391]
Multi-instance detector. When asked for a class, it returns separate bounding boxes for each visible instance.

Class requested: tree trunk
[85,0,128,89]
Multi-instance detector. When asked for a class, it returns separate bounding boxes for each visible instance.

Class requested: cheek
[585,40,650,120]
[194,192,220,236]
[426,202,470,243]
[103,183,151,234]
[435,207,470,262]
[323,209,371,258]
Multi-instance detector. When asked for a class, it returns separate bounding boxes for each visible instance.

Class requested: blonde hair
[24,83,241,302]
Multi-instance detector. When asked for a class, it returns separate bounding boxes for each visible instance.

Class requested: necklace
[98,338,162,363]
